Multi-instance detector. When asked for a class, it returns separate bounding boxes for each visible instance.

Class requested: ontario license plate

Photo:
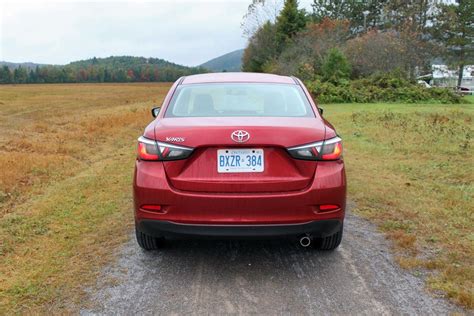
[217,149,264,173]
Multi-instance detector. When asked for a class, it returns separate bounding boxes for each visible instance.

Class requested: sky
[0,0,312,67]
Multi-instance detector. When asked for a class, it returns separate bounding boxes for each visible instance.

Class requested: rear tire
[135,227,165,250]
[316,224,343,250]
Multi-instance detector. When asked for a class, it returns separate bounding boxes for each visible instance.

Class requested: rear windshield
[164,83,314,118]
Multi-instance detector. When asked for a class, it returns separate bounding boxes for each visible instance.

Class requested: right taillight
[287,136,343,161]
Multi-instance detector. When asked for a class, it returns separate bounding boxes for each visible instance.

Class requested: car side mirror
[151,106,161,118]
[318,107,324,116]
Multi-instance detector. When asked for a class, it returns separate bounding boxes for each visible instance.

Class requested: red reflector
[141,205,163,212]
[319,204,339,212]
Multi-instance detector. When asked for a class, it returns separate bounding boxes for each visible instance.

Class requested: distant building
[431,64,474,89]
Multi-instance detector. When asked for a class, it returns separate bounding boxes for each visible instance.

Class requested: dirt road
[82,211,462,315]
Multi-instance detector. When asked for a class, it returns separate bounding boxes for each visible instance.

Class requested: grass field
[0,83,170,313]
[324,100,473,308]
[0,84,472,312]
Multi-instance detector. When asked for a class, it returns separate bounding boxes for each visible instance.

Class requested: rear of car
[133,73,346,250]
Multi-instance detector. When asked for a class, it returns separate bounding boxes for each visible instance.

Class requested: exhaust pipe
[299,235,312,248]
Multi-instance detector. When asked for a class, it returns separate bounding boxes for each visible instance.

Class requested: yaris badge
[231,130,250,143]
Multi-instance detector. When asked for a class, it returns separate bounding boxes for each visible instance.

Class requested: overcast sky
[0,0,312,66]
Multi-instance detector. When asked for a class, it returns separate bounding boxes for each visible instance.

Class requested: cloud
[0,0,313,66]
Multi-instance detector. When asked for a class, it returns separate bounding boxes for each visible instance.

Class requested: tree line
[0,56,207,84]
[242,0,473,88]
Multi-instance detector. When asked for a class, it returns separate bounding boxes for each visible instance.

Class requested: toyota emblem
[231,130,250,143]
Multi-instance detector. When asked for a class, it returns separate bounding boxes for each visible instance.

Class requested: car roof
[181,72,297,85]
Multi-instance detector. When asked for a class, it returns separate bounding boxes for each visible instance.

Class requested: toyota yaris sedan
[134,73,346,250]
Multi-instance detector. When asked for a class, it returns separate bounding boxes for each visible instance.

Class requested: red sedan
[134,73,346,250]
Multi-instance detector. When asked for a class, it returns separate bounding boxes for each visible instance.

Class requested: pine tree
[275,0,308,52]
[0,66,12,83]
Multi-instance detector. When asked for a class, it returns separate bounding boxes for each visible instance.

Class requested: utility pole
[363,10,370,31]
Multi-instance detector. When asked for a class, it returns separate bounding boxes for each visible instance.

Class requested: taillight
[137,136,193,161]
[287,136,343,161]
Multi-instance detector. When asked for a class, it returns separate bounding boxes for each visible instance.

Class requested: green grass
[323,101,473,308]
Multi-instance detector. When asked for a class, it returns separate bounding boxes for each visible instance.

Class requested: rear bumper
[134,160,346,235]
[137,219,342,238]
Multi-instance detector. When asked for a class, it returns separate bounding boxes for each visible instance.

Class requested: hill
[200,49,244,72]
[0,56,207,83]
[68,56,190,71]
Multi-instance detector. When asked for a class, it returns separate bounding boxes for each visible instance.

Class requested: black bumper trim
[137,219,342,238]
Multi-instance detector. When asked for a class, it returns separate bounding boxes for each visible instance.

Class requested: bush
[429,87,463,104]
[306,73,463,104]
[321,48,351,84]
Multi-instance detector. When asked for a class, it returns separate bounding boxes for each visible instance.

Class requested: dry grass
[0,83,171,313]
[324,101,473,309]
[0,84,472,312]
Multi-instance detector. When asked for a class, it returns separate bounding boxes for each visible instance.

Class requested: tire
[135,227,165,250]
[316,224,343,250]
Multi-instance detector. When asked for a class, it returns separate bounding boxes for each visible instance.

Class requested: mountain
[200,49,244,72]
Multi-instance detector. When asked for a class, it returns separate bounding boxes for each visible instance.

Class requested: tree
[241,0,283,37]
[273,18,350,77]
[275,0,308,52]
[321,48,351,83]
[13,66,28,83]
[34,66,42,83]
[242,21,279,72]
[384,0,436,32]
[28,69,36,83]
[312,0,388,33]
[312,0,363,24]
[344,30,407,77]
[0,66,12,83]
[431,0,474,88]
[363,0,388,29]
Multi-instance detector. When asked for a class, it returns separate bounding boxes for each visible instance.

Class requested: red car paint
[134,73,346,240]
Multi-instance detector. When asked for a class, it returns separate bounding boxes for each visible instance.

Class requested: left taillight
[287,136,343,161]
[137,136,193,161]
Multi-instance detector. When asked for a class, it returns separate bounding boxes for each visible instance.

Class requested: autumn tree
[344,31,407,77]
[273,18,350,77]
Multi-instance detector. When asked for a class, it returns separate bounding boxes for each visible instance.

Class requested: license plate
[217,149,264,173]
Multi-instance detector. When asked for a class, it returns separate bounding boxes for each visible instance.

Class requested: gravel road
[82,211,462,315]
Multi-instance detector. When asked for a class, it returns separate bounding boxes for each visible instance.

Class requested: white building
[432,64,474,89]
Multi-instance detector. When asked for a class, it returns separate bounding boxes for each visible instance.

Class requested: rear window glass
[164,83,314,117]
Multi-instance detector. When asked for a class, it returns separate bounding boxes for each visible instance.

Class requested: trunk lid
[155,117,326,193]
